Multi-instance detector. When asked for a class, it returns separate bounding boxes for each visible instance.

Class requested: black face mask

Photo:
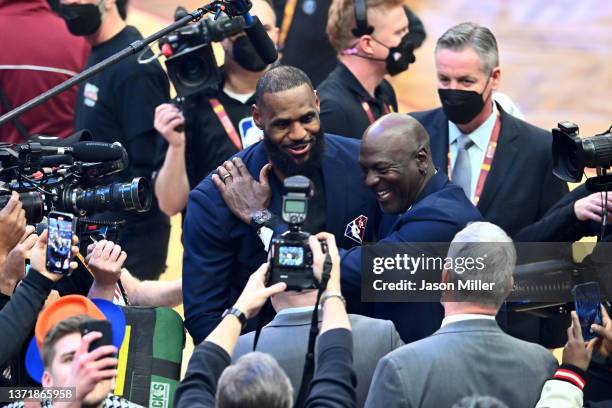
[438,79,491,124]
[59,2,103,36]
[373,34,416,76]
[232,35,268,72]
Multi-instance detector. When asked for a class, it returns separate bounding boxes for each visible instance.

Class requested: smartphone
[46,211,75,275]
[572,282,603,341]
[79,320,113,353]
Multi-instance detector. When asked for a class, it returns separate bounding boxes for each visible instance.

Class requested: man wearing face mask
[153,0,279,217]
[410,22,569,345]
[315,0,414,139]
[58,0,171,281]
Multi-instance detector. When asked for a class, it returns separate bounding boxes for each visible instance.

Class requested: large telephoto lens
[68,177,152,214]
[0,192,45,223]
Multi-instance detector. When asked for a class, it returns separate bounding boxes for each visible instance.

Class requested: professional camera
[553,121,612,182]
[160,7,246,97]
[268,176,326,291]
[0,140,152,223]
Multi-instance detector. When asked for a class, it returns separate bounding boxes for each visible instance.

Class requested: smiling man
[181,66,380,343]
[340,113,482,342]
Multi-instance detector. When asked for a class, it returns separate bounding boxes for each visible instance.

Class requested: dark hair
[41,315,94,369]
[117,0,128,20]
[255,65,314,107]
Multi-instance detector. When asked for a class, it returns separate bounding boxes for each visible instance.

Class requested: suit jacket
[340,171,483,343]
[365,319,558,408]
[182,134,380,343]
[410,104,568,237]
[233,310,403,407]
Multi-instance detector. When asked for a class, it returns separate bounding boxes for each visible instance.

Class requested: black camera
[160,7,246,97]
[553,121,612,182]
[0,140,152,223]
[269,176,326,291]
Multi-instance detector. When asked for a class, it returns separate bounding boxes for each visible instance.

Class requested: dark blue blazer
[340,171,483,343]
[182,134,379,343]
[410,105,568,237]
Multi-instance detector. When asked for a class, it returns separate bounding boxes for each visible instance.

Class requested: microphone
[243,16,278,64]
[71,141,125,162]
[40,155,74,167]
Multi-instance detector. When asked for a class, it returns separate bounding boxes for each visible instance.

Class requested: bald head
[363,113,431,160]
[359,113,435,214]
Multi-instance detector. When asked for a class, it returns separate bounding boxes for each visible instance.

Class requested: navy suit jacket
[182,134,379,343]
[340,171,483,343]
[410,104,568,237]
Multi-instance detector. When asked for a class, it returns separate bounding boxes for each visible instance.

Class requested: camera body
[161,11,246,97]
[269,176,323,291]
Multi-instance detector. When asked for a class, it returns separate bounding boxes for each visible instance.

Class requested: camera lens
[178,55,208,88]
[70,177,152,214]
[0,192,45,223]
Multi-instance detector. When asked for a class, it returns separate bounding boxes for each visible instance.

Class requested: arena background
[125,0,612,370]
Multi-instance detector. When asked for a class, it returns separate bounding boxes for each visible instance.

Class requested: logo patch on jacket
[83,83,99,108]
[345,215,368,244]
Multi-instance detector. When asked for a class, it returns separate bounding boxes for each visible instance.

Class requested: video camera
[268,176,327,291]
[0,137,152,224]
[159,7,247,97]
[552,121,612,183]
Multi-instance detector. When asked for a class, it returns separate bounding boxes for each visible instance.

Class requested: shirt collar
[448,102,498,150]
[276,305,317,316]
[335,62,378,102]
[441,313,496,327]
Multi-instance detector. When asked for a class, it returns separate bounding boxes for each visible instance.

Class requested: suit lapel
[322,140,349,240]
[476,108,520,215]
[431,109,450,173]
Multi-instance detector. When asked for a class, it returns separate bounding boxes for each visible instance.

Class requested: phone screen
[46,212,74,275]
[573,282,603,341]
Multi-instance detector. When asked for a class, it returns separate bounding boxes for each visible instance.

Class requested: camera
[160,7,246,97]
[553,121,612,182]
[268,176,326,291]
[0,140,152,224]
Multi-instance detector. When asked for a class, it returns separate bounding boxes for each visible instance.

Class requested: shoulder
[379,79,397,99]
[349,314,395,331]
[325,133,361,152]
[409,107,445,125]
[501,109,551,148]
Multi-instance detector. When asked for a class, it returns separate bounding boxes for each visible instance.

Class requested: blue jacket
[340,170,483,343]
[182,134,380,343]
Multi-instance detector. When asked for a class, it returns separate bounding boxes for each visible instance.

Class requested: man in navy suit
[410,22,569,345]
[339,113,483,342]
[410,22,567,238]
[182,66,380,343]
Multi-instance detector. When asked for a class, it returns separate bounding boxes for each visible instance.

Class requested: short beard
[263,128,325,178]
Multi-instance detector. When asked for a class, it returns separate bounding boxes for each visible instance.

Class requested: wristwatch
[250,209,279,229]
[222,307,247,329]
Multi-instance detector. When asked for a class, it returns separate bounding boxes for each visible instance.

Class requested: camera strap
[209,98,242,151]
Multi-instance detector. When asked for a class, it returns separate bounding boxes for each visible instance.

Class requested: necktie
[452,135,475,198]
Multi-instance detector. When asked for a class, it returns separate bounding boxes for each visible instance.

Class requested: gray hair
[446,222,516,309]
[436,22,499,74]
[452,395,509,408]
[216,352,293,408]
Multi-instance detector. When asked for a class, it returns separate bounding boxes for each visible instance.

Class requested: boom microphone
[244,16,278,64]
[71,141,125,162]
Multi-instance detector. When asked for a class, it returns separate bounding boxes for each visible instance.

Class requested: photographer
[86,239,182,307]
[153,0,279,217]
[175,233,356,408]
[0,226,79,373]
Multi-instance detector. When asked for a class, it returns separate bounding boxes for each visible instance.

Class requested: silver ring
[222,174,232,182]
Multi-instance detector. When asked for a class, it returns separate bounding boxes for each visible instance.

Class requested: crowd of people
[1,0,611,407]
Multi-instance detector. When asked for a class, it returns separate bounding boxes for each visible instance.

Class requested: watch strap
[222,307,247,329]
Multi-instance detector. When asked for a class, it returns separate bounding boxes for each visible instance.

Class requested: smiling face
[359,117,430,214]
[253,84,324,177]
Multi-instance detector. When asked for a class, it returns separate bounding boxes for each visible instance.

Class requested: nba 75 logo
[344,215,368,244]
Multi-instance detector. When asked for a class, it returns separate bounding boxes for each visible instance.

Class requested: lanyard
[209,98,242,150]
[360,98,392,124]
[448,115,501,205]
[279,0,299,51]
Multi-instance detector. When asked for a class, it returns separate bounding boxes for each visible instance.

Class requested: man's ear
[252,104,263,130]
[416,147,428,173]
[104,0,117,12]
[42,370,53,387]
[313,90,320,112]
[441,268,451,284]
[357,35,375,56]
[491,66,502,91]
